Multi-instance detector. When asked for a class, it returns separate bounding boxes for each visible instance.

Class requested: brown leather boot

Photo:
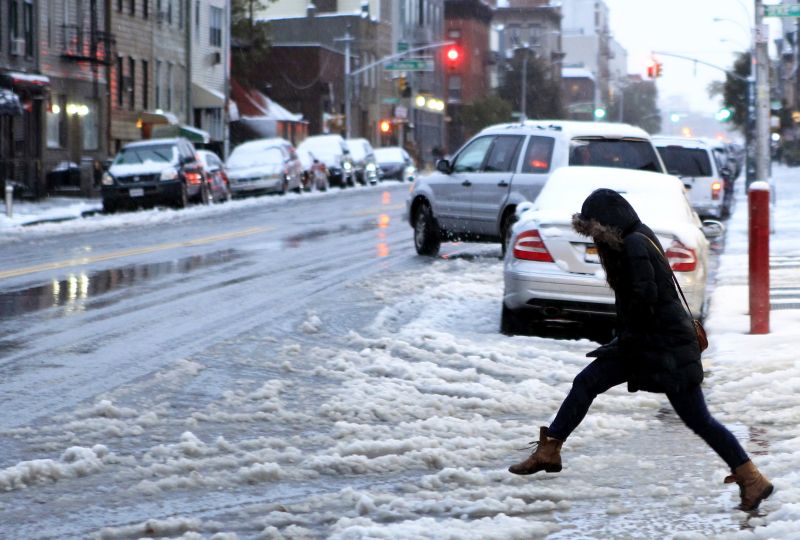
[508,426,563,475]
[724,460,774,511]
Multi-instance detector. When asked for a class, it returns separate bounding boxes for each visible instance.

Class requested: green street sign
[385,58,434,72]
[397,41,409,53]
[765,4,800,17]
[382,97,400,105]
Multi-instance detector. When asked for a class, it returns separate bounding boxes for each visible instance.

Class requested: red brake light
[711,181,722,200]
[185,171,202,185]
[513,230,554,262]
[666,241,697,272]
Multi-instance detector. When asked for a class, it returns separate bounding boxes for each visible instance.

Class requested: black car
[374,146,416,182]
[101,137,207,212]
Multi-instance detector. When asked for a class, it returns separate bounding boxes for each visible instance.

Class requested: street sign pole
[335,30,355,139]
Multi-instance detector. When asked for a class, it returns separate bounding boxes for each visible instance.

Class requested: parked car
[502,166,724,337]
[653,136,729,219]
[297,134,354,188]
[226,138,303,197]
[407,120,667,257]
[101,137,207,212]
[346,138,379,185]
[297,146,330,191]
[374,146,416,182]
[196,149,232,203]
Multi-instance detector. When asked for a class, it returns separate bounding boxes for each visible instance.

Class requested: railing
[61,25,115,65]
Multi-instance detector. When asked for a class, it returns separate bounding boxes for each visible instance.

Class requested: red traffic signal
[379,119,392,134]
[444,45,463,69]
[646,58,663,78]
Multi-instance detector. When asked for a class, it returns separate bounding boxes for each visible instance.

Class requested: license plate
[129,188,144,197]
[584,244,600,263]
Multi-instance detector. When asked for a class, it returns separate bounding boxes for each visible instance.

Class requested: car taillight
[186,171,202,185]
[666,241,697,272]
[711,181,722,200]
[513,230,554,262]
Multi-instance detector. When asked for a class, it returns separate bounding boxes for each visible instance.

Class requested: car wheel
[500,303,526,335]
[174,182,188,209]
[280,177,289,195]
[500,210,517,258]
[200,182,211,205]
[102,199,117,214]
[414,202,441,256]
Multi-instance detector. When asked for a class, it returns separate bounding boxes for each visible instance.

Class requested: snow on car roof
[482,120,651,140]
[231,138,289,153]
[524,166,699,246]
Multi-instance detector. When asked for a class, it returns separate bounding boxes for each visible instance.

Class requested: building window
[155,60,161,109]
[209,6,222,47]
[167,0,172,24]
[23,0,32,57]
[143,0,148,18]
[128,57,136,110]
[142,59,149,110]
[10,0,19,47]
[195,0,200,39]
[47,97,64,149]
[82,100,99,151]
[116,56,124,107]
[129,0,135,15]
[117,0,123,12]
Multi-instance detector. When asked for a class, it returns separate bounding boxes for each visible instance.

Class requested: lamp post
[514,43,533,122]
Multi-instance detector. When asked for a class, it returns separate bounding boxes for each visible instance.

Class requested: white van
[652,136,728,219]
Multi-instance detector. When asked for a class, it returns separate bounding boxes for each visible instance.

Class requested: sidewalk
[0,195,101,228]
[701,163,800,536]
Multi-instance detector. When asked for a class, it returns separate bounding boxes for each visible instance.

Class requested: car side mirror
[436,159,452,174]
[701,219,725,239]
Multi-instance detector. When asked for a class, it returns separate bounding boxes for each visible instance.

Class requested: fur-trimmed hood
[572,188,641,250]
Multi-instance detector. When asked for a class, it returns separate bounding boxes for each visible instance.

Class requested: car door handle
[497,180,509,187]
[462,180,472,187]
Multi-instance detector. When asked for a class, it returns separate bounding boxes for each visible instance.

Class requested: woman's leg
[547,356,628,441]
[667,385,750,471]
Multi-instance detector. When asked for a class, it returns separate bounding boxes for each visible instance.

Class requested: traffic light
[379,119,392,134]
[593,107,607,120]
[716,107,733,122]
[396,76,411,98]
[444,45,463,70]
[646,58,663,78]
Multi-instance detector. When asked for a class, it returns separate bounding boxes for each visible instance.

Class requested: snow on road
[1,170,799,538]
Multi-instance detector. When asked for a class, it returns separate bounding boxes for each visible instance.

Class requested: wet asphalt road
[0,184,425,431]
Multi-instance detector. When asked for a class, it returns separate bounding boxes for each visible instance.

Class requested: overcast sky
[603,0,783,116]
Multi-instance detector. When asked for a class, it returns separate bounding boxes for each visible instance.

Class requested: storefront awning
[0,88,23,116]
[192,83,225,109]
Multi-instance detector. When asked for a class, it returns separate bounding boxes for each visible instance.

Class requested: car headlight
[101,172,114,186]
[160,168,179,181]
[366,163,377,172]
[343,162,352,171]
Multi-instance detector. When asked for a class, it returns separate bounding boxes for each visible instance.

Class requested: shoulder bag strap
[635,233,695,319]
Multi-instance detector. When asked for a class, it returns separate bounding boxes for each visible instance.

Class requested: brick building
[1,0,48,197]
[444,0,492,150]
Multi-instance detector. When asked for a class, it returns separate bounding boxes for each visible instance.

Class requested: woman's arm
[624,235,659,314]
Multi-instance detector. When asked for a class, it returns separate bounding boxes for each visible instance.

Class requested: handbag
[638,234,709,352]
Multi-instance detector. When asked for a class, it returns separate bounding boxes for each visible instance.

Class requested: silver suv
[406,120,666,256]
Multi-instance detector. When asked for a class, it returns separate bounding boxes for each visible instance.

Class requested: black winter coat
[573,188,703,394]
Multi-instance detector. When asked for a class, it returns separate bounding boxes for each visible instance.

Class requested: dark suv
[101,137,207,212]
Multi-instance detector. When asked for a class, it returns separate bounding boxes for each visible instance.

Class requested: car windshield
[656,146,713,177]
[227,146,284,169]
[114,144,178,165]
[374,148,404,163]
[569,138,661,172]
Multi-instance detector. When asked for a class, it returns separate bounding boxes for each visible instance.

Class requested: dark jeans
[547,356,750,471]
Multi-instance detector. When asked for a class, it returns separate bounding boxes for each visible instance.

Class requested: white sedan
[501,166,724,337]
